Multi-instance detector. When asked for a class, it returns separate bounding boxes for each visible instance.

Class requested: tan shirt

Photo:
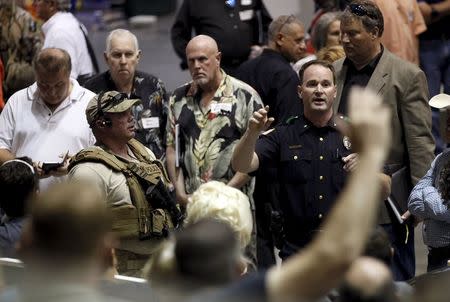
[375,0,427,64]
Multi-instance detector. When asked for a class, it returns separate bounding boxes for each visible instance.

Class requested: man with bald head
[166,34,263,264]
[337,257,397,302]
[0,47,95,191]
[84,29,168,159]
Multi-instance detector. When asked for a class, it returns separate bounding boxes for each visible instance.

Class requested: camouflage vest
[69,139,175,240]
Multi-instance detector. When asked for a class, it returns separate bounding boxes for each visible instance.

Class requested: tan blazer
[333,48,435,223]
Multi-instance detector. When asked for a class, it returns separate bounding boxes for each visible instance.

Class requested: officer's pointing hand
[249,106,275,133]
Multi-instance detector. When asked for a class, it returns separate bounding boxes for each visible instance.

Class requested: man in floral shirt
[84,29,168,159]
[166,35,263,265]
[166,34,263,203]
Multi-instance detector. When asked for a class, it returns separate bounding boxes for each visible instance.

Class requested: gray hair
[105,29,139,54]
[312,12,341,51]
[268,15,304,42]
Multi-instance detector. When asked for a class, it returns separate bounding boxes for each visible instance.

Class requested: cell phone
[41,162,63,174]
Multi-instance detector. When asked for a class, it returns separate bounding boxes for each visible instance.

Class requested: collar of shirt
[105,70,142,95]
[343,45,384,76]
[261,48,290,63]
[186,69,234,101]
[298,114,339,134]
[27,79,85,110]
[41,11,67,35]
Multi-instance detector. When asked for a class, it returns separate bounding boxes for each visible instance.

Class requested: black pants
[427,245,450,272]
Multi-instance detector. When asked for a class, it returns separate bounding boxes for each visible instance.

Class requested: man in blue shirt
[409,93,450,271]
[0,157,38,257]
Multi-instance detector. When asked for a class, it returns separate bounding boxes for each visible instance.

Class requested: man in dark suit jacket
[333,0,435,281]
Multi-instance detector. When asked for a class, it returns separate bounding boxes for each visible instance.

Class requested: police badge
[343,136,351,150]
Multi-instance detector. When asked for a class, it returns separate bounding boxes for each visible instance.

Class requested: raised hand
[248,105,275,134]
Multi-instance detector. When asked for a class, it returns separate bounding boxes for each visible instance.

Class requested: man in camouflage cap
[0,0,43,98]
[69,91,182,276]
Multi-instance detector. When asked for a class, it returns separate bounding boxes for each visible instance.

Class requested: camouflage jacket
[0,2,43,96]
[166,70,263,195]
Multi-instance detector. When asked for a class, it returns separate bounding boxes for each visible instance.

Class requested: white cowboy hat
[429,93,450,109]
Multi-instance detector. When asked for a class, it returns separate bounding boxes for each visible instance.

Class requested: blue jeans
[381,223,416,281]
[419,39,450,154]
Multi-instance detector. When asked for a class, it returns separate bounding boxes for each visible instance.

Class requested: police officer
[171,0,272,75]
[232,60,358,259]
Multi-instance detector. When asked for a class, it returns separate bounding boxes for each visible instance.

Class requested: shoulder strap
[69,146,153,236]
[69,147,128,173]
[127,139,171,184]
[128,139,153,163]
[78,23,99,73]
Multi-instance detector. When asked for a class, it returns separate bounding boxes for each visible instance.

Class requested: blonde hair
[317,45,346,63]
[185,181,253,251]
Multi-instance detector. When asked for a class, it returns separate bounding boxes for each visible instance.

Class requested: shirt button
[230,13,234,17]
[304,125,307,128]
[319,137,323,141]
[293,155,298,160]
[318,214,323,219]
[48,113,51,116]
[233,25,238,29]
[319,175,324,180]
[319,195,323,200]
[319,155,324,160]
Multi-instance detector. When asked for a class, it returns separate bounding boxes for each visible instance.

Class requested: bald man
[337,257,397,302]
[166,35,263,265]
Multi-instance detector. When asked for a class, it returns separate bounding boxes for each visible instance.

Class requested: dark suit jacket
[333,48,435,223]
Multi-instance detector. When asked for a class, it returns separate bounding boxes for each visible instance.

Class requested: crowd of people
[1,0,450,301]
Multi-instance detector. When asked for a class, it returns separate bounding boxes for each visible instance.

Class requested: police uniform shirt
[171,0,272,68]
[255,115,351,251]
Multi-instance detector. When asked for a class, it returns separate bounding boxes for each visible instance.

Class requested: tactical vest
[69,139,175,240]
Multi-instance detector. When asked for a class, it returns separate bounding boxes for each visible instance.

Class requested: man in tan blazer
[333,0,435,281]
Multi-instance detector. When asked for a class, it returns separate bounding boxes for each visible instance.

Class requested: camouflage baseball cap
[86,91,141,125]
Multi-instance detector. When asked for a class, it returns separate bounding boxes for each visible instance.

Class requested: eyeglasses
[348,3,375,19]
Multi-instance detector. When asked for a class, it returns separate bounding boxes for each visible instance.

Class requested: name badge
[239,9,254,21]
[241,0,252,5]
[210,103,233,114]
[141,117,159,129]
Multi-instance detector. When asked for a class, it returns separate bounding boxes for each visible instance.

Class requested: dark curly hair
[438,166,450,208]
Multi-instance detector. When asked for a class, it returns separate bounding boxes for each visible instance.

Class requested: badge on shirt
[343,136,352,150]
[239,9,254,21]
[210,103,233,114]
[241,0,252,5]
[141,117,159,129]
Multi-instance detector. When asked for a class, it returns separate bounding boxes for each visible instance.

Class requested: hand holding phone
[41,162,64,174]
[38,151,70,176]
